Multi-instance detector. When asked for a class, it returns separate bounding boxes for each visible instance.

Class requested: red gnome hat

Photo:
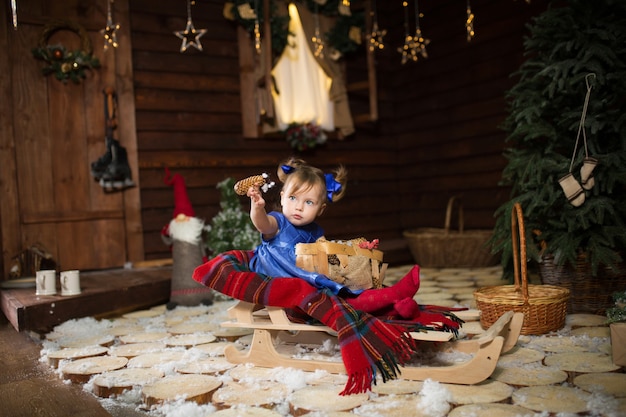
[164,167,195,218]
[161,167,195,244]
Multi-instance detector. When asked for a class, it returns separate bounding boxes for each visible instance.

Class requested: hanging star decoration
[466,0,475,42]
[174,0,207,52]
[312,3,325,58]
[398,0,429,64]
[101,0,120,50]
[368,0,386,52]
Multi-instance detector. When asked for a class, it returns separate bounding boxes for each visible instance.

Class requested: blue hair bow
[281,165,295,174]
[325,173,342,202]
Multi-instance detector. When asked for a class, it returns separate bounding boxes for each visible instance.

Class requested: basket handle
[511,202,529,302]
[444,196,465,235]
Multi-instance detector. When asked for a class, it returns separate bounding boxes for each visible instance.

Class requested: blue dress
[249,212,358,295]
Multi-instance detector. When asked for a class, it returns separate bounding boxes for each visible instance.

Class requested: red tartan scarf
[192,250,417,395]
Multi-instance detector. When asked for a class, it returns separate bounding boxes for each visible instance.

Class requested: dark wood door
[0,0,143,273]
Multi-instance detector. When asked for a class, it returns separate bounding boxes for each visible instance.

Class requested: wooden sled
[221,301,523,385]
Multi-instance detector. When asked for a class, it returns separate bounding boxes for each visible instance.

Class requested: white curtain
[271,3,334,131]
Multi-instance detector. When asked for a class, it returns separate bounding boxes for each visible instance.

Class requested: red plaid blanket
[193,250,418,395]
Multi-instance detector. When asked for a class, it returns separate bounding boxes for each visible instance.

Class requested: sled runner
[221,301,522,385]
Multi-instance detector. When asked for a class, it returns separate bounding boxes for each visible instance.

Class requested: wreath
[32,20,100,84]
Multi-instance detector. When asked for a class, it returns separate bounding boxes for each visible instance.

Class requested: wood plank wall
[376,0,547,231]
[129,0,547,266]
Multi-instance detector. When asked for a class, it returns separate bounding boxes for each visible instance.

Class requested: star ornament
[175,18,207,52]
[101,20,120,50]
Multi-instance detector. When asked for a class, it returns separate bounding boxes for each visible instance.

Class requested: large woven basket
[474,203,570,335]
[295,238,387,291]
[539,253,626,314]
[403,197,498,268]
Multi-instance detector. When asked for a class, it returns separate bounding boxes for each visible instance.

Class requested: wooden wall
[130,0,547,266]
[0,0,547,274]
[129,0,407,263]
[376,0,547,232]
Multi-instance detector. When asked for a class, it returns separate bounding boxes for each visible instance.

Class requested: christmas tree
[204,178,260,256]
[491,0,626,276]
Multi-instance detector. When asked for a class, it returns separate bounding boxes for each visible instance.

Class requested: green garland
[226,0,364,59]
[32,20,100,84]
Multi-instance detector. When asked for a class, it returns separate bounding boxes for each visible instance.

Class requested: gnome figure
[162,168,214,309]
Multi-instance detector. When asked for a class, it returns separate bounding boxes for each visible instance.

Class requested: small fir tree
[491,0,626,276]
[204,178,260,256]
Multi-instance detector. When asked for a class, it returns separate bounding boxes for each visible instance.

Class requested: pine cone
[234,174,272,195]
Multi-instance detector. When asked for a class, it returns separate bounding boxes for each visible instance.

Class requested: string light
[174,0,207,52]
[398,0,429,64]
[368,0,386,51]
[312,3,325,58]
[253,0,261,54]
[466,0,475,42]
[101,0,120,50]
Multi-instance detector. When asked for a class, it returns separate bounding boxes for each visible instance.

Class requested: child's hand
[247,186,266,208]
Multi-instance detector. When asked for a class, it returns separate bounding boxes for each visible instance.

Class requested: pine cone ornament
[234,173,275,195]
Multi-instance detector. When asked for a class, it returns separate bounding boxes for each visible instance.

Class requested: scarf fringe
[340,329,416,396]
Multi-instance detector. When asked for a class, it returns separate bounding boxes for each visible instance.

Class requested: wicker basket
[474,203,570,335]
[295,238,387,291]
[402,197,498,268]
[539,253,626,315]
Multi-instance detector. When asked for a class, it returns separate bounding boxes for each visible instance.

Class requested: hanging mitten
[580,157,598,190]
[234,173,275,195]
[558,173,585,207]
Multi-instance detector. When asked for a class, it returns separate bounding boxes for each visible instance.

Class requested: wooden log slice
[527,335,596,353]
[566,313,608,328]
[544,352,621,373]
[569,326,611,338]
[441,380,513,405]
[119,332,171,344]
[288,384,368,416]
[414,292,454,302]
[497,347,545,366]
[353,396,427,417]
[57,334,115,348]
[142,374,222,407]
[122,309,163,319]
[212,380,290,410]
[574,372,626,398]
[167,322,216,335]
[227,365,277,382]
[413,286,440,294]
[435,274,474,282]
[448,403,536,417]
[109,342,167,358]
[92,368,164,398]
[176,357,235,375]
[61,355,128,384]
[165,333,217,347]
[437,280,476,288]
[511,386,590,414]
[490,365,568,386]
[370,378,423,395]
[149,304,167,312]
[165,305,211,318]
[191,341,239,357]
[108,324,145,337]
[47,346,109,368]
[210,407,283,417]
[211,327,254,341]
[126,351,184,368]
